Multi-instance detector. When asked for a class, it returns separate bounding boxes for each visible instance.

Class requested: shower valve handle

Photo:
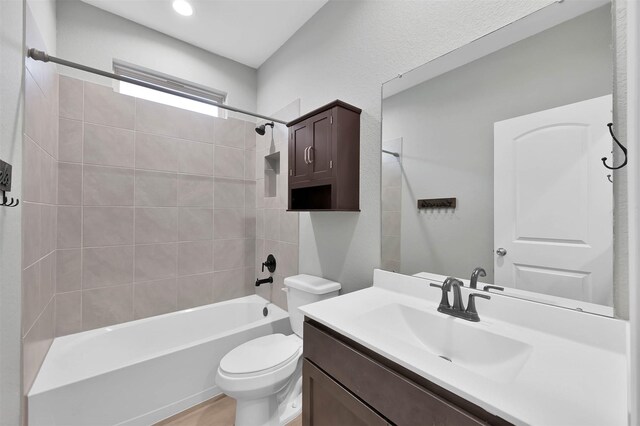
[262,254,276,273]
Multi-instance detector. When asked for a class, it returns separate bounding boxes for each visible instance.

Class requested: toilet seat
[219,334,302,377]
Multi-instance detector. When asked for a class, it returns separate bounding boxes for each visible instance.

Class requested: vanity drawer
[304,320,509,426]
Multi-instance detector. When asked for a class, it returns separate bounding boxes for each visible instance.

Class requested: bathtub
[28,295,291,426]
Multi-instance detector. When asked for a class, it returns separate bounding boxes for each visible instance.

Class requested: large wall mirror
[381,0,617,315]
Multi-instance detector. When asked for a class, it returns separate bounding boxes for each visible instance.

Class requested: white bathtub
[28,295,291,426]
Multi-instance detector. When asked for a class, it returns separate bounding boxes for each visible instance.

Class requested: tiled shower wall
[254,101,300,310]
[381,138,402,272]
[55,76,258,335]
[22,9,59,394]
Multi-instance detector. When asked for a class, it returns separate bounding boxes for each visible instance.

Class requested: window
[113,60,227,117]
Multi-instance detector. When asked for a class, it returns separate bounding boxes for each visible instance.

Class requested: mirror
[381,0,615,315]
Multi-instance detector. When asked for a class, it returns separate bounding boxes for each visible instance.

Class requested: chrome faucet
[430,277,491,322]
[470,267,486,289]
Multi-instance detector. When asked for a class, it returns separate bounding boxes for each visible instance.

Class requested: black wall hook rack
[602,123,628,171]
[0,160,18,207]
[1,191,19,207]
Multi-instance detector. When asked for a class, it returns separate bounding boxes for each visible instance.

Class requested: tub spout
[255,276,273,287]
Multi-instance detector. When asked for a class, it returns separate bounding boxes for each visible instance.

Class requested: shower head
[255,122,274,135]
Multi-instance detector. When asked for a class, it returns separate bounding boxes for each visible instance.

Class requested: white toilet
[215,274,341,426]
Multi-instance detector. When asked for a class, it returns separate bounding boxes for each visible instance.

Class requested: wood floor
[156,395,302,426]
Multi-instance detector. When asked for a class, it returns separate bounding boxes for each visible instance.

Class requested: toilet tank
[284,274,341,337]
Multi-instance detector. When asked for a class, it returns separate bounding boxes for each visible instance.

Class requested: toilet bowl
[215,274,341,426]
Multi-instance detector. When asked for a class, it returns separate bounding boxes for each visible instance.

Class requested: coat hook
[1,190,19,207]
[607,174,613,183]
[601,123,628,170]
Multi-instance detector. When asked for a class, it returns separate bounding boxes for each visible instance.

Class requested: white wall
[257,0,555,294]
[383,6,612,285]
[27,0,56,54]
[0,0,23,423]
[56,0,257,114]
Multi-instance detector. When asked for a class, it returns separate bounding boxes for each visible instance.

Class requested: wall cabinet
[287,100,361,211]
[303,319,513,426]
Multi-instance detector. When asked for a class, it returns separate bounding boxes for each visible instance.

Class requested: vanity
[299,270,628,425]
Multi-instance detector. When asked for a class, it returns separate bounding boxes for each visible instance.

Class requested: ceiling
[80,0,328,68]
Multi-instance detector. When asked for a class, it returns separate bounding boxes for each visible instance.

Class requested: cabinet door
[303,360,389,426]
[308,110,333,181]
[289,120,311,184]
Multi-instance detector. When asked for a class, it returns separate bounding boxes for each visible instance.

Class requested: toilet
[215,274,341,426]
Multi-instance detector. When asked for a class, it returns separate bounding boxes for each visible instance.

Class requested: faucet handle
[483,284,504,292]
[466,293,491,318]
[430,283,450,308]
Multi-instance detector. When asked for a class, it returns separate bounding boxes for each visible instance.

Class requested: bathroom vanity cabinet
[302,319,512,426]
[287,100,361,211]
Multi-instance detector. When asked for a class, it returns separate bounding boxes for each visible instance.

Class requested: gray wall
[0,0,24,423]
[56,0,258,114]
[257,0,555,294]
[382,6,612,283]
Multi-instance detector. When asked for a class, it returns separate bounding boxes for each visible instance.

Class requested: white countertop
[299,269,628,426]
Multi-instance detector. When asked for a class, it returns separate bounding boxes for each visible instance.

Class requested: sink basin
[353,303,532,383]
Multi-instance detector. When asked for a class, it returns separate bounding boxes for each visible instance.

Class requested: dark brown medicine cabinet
[287,100,361,211]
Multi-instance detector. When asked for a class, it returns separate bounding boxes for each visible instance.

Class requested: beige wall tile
[244,237,255,269]
[179,208,213,241]
[82,284,133,330]
[40,204,56,256]
[84,82,135,129]
[41,153,57,205]
[39,251,55,309]
[135,243,177,282]
[23,301,54,393]
[178,241,213,276]
[23,202,41,266]
[382,211,401,236]
[177,273,213,309]
[279,211,299,244]
[135,170,177,207]
[59,118,83,163]
[178,140,213,176]
[214,146,244,179]
[59,75,83,120]
[55,291,82,336]
[56,249,82,292]
[83,165,134,206]
[264,209,280,241]
[214,209,244,240]
[135,99,213,143]
[244,150,256,181]
[57,206,81,249]
[244,121,257,151]
[83,123,134,168]
[213,239,245,271]
[214,178,244,209]
[134,278,178,319]
[245,209,256,239]
[135,132,178,172]
[278,243,299,278]
[22,262,40,336]
[135,207,178,244]
[23,136,42,203]
[58,162,82,205]
[178,175,213,207]
[83,246,134,289]
[83,207,134,247]
[213,269,248,302]
[213,117,244,149]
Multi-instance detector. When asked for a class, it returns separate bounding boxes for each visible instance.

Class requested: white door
[494,95,613,305]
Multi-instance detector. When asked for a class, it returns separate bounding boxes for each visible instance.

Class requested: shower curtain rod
[27,48,288,125]
[382,149,399,157]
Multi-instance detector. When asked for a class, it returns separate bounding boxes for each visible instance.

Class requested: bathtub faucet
[255,276,273,287]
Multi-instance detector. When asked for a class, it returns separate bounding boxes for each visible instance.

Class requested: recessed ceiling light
[172,0,193,16]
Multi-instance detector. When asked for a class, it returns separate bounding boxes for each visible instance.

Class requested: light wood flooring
[156,395,302,426]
